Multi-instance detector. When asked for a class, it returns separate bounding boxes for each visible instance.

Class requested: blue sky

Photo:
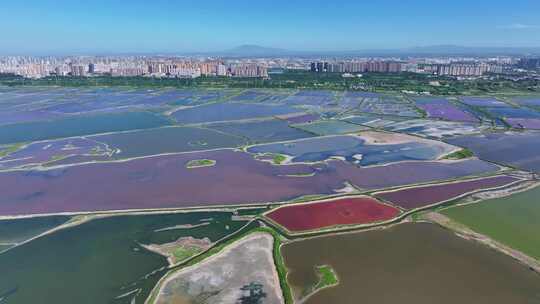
[1,0,540,54]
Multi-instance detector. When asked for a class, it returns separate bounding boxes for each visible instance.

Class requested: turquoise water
[209,119,314,144]
[0,111,171,144]
[248,135,446,166]
[91,126,247,158]
[293,120,369,135]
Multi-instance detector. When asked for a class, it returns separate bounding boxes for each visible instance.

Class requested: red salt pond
[265,196,400,232]
[375,175,520,210]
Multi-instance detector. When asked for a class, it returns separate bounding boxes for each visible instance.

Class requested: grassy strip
[4,72,539,95]
[172,246,205,264]
[443,148,474,160]
[0,143,25,158]
[410,211,424,222]
[185,159,216,168]
[267,228,294,304]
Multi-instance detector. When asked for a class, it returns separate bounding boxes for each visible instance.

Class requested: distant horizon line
[2,44,540,57]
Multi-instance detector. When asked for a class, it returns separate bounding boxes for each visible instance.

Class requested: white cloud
[498,23,539,30]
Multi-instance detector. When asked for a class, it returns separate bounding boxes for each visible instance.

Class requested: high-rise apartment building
[313,61,402,73]
[70,64,86,76]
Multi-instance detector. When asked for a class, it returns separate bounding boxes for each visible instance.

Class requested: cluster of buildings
[146,61,225,77]
[0,54,537,80]
[517,58,540,70]
[309,60,505,77]
[144,61,267,78]
[420,63,503,77]
[0,56,268,79]
[310,61,402,73]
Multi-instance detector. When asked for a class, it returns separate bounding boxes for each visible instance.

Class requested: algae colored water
[442,185,540,260]
[282,223,540,304]
[0,211,249,304]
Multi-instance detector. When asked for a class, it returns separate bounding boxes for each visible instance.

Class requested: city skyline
[2,0,540,55]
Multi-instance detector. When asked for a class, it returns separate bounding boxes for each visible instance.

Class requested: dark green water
[236,206,272,216]
[0,245,12,251]
[0,212,248,304]
[0,216,70,245]
[283,223,540,304]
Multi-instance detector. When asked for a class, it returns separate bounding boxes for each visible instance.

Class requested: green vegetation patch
[185,159,216,168]
[188,140,209,147]
[295,265,339,300]
[172,246,205,263]
[272,153,287,165]
[442,185,540,259]
[267,228,294,304]
[314,265,339,289]
[0,143,25,158]
[4,72,538,95]
[443,148,474,160]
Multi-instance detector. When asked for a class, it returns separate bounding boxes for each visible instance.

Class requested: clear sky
[2,0,540,54]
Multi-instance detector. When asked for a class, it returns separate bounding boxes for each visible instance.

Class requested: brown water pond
[282,223,540,304]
